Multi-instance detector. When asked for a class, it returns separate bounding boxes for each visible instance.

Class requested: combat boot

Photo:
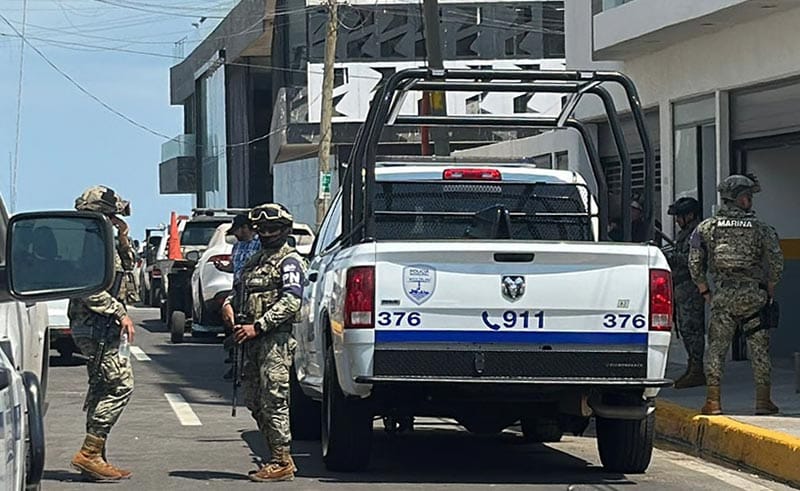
[701,385,722,415]
[249,447,295,482]
[755,384,779,415]
[70,434,124,481]
[101,444,132,479]
[673,360,706,389]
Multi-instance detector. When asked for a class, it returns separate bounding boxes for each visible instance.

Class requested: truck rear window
[373,181,595,241]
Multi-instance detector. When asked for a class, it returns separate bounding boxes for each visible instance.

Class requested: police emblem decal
[403,265,436,305]
[501,275,526,302]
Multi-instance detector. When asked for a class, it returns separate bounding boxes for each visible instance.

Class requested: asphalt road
[40,307,793,490]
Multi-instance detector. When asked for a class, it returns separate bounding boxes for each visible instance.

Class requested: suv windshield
[181,220,228,246]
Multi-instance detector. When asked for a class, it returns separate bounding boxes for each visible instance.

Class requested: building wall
[566,0,800,358]
[273,157,341,228]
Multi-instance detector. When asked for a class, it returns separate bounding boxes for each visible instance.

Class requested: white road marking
[130,346,151,361]
[164,393,202,426]
[661,450,776,491]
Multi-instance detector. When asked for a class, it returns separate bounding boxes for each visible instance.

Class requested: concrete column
[659,98,674,237]
[715,90,730,212]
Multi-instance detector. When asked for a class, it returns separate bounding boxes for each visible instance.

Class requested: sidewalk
[656,334,800,487]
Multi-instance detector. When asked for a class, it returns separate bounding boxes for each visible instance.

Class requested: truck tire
[22,372,44,489]
[322,346,372,471]
[596,412,654,474]
[290,369,321,440]
[171,312,186,344]
[521,416,563,443]
[149,285,160,308]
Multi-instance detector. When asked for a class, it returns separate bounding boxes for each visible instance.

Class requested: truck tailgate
[371,241,658,381]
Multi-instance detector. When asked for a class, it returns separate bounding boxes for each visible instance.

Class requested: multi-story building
[159,0,565,226]
[567,0,800,357]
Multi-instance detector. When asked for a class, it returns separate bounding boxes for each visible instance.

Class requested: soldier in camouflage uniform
[222,203,305,482]
[69,186,136,481]
[688,175,784,415]
[665,197,706,389]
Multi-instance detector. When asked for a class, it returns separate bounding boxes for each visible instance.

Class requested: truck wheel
[596,412,654,473]
[521,416,563,442]
[290,369,322,441]
[22,372,44,489]
[149,286,160,308]
[322,346,372,471]
[171,312,186,344]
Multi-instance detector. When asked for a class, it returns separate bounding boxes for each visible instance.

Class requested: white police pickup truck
[291,69,672,474]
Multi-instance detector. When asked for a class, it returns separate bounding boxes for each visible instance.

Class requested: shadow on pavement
[42,469,93,484]
[240,426,632,486]
[139,319,168,334]
[169,470,249,481]
[49,354,87,368]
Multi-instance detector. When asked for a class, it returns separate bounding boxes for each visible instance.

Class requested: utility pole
[316,0,338,229]
[422,0,449,156]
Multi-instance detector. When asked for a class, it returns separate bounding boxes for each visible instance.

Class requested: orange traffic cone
[167,211,182,260]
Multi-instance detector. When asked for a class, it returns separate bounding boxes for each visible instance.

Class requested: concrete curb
[655,400,800,487]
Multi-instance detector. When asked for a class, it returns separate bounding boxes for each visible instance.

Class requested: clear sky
[0,0,237,240]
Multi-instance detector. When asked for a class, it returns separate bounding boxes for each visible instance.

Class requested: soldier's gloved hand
[222,303,235,328]
[233,324,257,343]
[120,314,135,343]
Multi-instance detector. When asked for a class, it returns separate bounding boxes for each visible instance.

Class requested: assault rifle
[231,282,248,417]
[83,272,124,411]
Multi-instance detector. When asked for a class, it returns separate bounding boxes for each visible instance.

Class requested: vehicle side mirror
[5,212,114,302]
[185,250,201,262]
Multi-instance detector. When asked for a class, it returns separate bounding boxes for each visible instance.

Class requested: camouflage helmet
[668,196,701,217]
[248,203,293,228]
[75,185,131,216]
[717,175,759,202]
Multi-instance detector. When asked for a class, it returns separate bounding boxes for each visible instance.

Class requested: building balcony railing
[161,134,196,162]
[159,134,196,195]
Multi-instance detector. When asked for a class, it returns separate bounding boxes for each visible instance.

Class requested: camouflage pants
[243,332,297,458]
[74,336,134,438]
[674,281,706,364]
[707,281,771,386]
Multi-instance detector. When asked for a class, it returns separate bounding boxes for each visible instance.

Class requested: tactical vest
[241,245,304,331]
[708,216,761,274]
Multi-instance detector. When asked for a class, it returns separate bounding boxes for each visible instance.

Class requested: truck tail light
[152,268,162,279]
[649,269,673,331]
[443,168,502,181]
[345,267,375,329]
[210,254,232,272]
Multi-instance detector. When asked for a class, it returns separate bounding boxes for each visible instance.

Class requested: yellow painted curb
[655,400,800,486]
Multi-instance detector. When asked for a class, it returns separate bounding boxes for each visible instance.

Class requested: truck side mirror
[5,212,114,302]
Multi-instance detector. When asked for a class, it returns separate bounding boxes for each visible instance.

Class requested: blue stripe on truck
[375,330,648,345]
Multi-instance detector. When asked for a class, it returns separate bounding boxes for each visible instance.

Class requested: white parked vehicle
[45,299,76,361]
[190,223,317,337]
[190,224,236,336]
[292,69,671,474]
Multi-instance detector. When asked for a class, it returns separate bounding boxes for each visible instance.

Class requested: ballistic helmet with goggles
[75,185,131,216]
[249,203,293,227]
[668,197,701,217]
[717,174,759,202]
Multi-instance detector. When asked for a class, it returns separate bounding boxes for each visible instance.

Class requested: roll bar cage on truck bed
[340,69,655,245]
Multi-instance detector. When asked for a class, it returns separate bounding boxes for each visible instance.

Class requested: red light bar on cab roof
[443,168,502,181]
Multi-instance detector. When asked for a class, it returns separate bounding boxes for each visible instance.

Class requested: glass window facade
[197,65,228,208]
[673,96,716,216]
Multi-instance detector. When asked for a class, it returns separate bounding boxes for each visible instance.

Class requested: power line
[0,11,171,140]
[11,0,28,213]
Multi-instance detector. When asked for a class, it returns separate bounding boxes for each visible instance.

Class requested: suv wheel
[321,346,372,471]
